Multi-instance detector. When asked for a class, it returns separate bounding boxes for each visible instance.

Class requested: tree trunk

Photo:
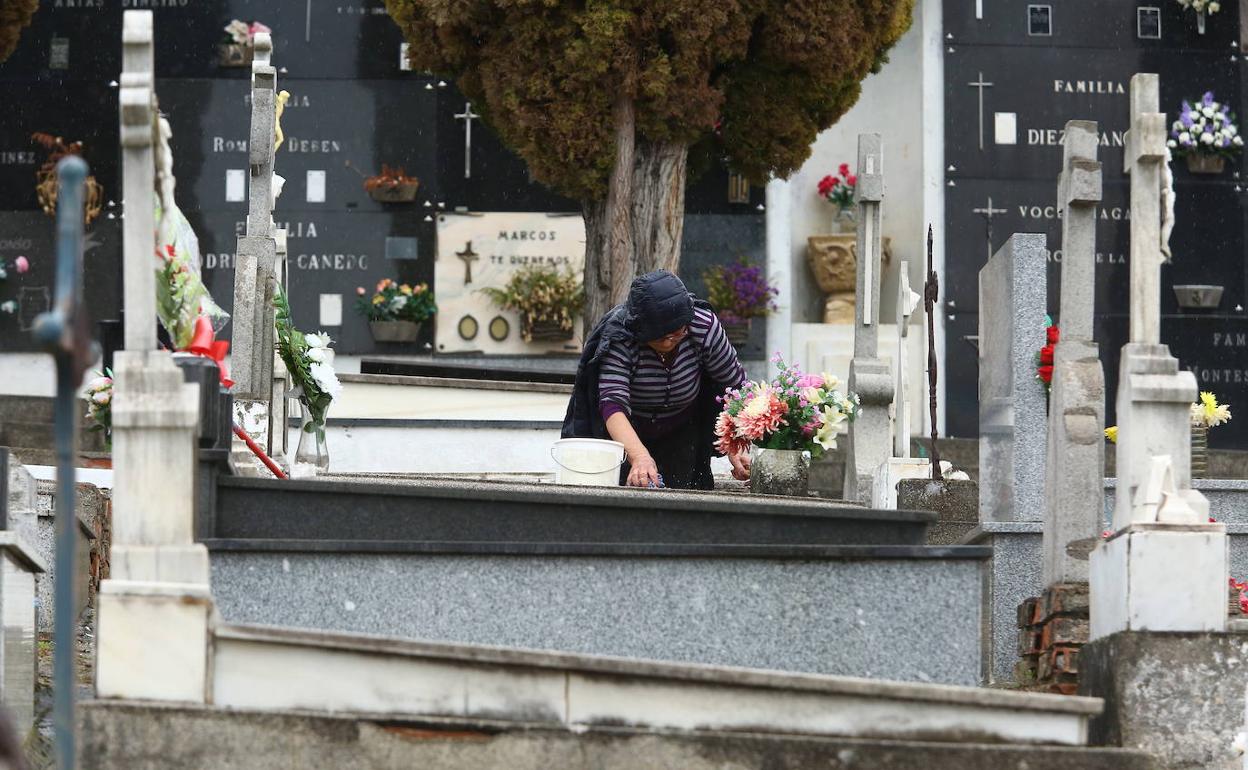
[582,139,689,334]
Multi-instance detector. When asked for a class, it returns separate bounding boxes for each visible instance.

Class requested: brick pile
[1015,583,1089,695]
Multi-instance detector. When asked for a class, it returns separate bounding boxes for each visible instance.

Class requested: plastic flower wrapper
[154,198,229,350]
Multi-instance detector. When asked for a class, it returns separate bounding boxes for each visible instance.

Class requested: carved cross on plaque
[456,241,479,284]
[454,102,481,179]
[967,72,994,151]
[972,195,1007,261]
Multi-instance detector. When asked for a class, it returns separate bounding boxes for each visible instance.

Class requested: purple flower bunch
[1168,91,1243,158]
[703,258,779,323]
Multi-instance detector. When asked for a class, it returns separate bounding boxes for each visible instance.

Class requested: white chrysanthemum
[306,346,326,363]
[1235,136,1244,146]
[1179,131,1192,144]
[309,362,342,400]
[1167,139,1178,148]
[305,332,333,349]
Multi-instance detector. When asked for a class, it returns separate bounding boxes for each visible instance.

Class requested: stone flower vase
[369,320,421,343]
[1186,154,1226,175]
[749,448,811,497]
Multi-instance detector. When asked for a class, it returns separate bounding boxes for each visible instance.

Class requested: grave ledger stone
[1090,73,1224,640]
[842,134,893,504]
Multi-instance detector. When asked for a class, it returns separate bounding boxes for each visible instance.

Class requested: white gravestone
[870,262,927,509]
[435,212,586,354]
[1041,120,1106,587]
[842,134,894,505]
[977,233,1047,522]
[97,10,214,704]
[1090,74,1225,640]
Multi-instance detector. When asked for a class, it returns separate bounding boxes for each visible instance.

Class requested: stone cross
[893,261,920,458]
[968,72,994,151]
[977,232,1047,522]
[1041,120,1105,586]
[842,134,894,504]
[99,9,215,704]
[231,33,279,401]
[1089,74,1223,641]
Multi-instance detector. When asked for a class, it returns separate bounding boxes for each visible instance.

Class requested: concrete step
[79,701,1161,770]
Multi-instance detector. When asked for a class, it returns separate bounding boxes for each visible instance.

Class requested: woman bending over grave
[562,270,752,489]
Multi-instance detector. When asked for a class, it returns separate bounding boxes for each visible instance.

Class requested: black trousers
[619,415,714,490]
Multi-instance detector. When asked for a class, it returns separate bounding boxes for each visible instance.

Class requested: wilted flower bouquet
[715,356,860,460]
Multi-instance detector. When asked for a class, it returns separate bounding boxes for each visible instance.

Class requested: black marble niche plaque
[679,213,767,359]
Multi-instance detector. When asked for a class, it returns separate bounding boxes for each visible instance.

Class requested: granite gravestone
[977,233,1047,523]
[941,0,1245,443]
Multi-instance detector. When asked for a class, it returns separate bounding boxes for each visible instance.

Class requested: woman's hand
[626,452,661,487]
[728,449,751,481]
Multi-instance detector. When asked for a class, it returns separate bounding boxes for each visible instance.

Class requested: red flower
[846,174,857,186]
[1037,364,1054,383]
[1046,325,1060,345]
[817,175,836,196]
[838,163,850,177]
[1039,344,1054,366]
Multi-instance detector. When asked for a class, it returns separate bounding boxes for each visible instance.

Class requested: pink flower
[715,412,751,457]
[356,286,366,296]
[249,21,271,37]
[14,256,28,274]
[733,386,788,441]
[795,374,824,389]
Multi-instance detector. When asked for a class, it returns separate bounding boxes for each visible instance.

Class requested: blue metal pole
[34,155,90,770]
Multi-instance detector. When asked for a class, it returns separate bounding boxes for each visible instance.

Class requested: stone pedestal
[806,235,892,324]
[1089,523,1227,639]
[960,521,1044,684]
[872,457,931,509]
[843,359,892,504]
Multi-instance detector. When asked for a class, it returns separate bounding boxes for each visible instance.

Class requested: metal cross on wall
[972,195,1007,261]
[968,72,994,150]
[454,102,481,179]
[456,241,479,284]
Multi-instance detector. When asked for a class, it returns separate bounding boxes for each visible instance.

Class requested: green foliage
[385,0,915,200]
[274,286,337,433]
[480,265,584,341]
[0,0,37,63]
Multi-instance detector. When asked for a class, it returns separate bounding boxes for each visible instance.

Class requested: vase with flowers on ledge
[818,163,858,233]
[1168,91,1242,175]
[702,258,779,348]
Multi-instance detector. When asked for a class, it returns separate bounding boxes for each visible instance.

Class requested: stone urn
[749,448,811,497]
[1186,154,1226,175]
[806,236,892,324]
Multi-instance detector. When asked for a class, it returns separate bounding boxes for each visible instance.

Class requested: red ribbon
[184,315,234,388]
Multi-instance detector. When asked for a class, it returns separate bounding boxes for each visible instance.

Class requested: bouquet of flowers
[1168,92,1243,158]
[222,19,270,47]
[480,265,583,342]
[275,285,341,436]
[84,369,113,449]
[817,163,857,211]
[702,259,778,325]
[1176,0,1221,16]
[715,356,860,459]
[1191,391,1232,428]
[355,278,437,323]
[1036,319,1059,392]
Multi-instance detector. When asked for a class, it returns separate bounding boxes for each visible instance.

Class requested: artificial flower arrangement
[1104,391,1231,442]
[817,163,857,213]
[1176,0,1221,20]
[0,255,29,282]
[1036,318,1059,392]
[219,19,270,67]
[155,242,228,350]
[275,285,341,438]
[1167,92,1242,161]
[715,356,860,459]
[84,369,113,449]
[355,278,437,323]
[31,133,104,226]
[702,258,779,328]
[363,165,420,203]
[480,265,583,342]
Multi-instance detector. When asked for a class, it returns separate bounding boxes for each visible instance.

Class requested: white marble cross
[455,102,481,179]
[1123,73,1167,345]
[119,11,155,352]
[894,261,920,458]
[853,133,884,356]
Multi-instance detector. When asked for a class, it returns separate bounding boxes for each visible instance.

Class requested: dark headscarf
[625,270,695,342]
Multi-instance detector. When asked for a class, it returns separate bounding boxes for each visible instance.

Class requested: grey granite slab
[961,521,1044,684]
[210,550,984,686]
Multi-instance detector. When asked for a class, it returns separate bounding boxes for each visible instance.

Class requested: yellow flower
[371,295,384,305]
[1104,426,1118,443]
[1192,391,1233,428]
[400,284,413,296]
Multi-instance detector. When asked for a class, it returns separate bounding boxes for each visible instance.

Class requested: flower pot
[522,315,574,342]
[720,317,751,346]
[1186,154,1226,174]
[749,448,811,497]
[831,206,856,234]
[367,181,420,203]
[369,320,422,343]
[1191,424,1209,480]
[217,42,254,68]
[292,400,329,478]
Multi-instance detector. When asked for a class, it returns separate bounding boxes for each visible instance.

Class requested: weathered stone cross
[454,102,480,179]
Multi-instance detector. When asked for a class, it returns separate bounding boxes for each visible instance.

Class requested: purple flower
[1181,111,1194,128]
[1203,91,1215,107]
